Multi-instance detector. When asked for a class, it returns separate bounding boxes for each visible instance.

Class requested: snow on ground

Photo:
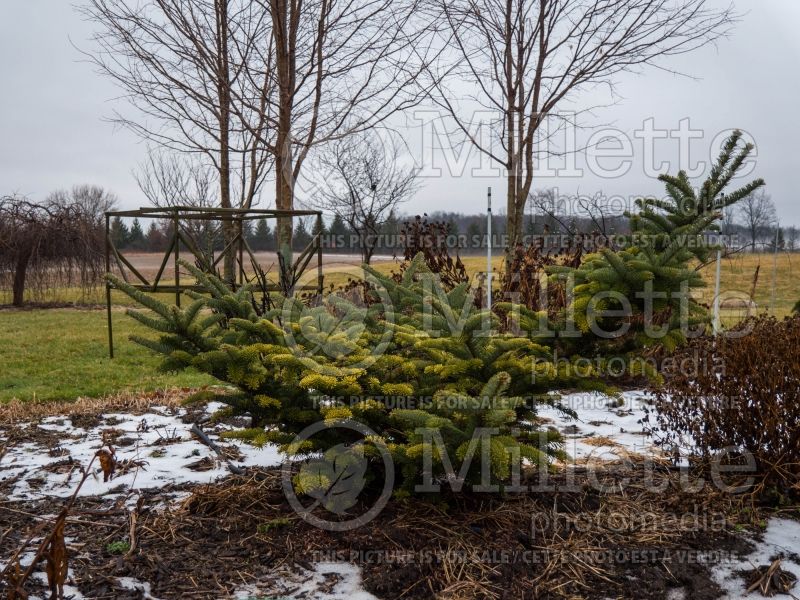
[0,391,660,504]
[712,518,800,599]
[235,562,378,600]
[3,391,796,600]
[0,401,282,502]
[665,518,800,600]
[538,390,661,462]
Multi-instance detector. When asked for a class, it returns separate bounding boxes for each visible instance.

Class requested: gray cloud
[1,0,797,224]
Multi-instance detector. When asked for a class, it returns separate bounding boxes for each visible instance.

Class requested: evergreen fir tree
[551,130,765,355]
[382,209,400,237]
[466,222,482,252]
[328,214,351,252]
[250,218,273,251]
[108,255,586,492]
[128,218,146,250]
[145,221,168,252]
[293,218,313,250]
[311,216,326,237]
[241,219,254,247]
[110,216,130,249]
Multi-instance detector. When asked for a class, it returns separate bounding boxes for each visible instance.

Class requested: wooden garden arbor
[104,206,324,357]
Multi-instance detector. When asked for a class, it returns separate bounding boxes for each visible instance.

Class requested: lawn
[0,308,214,403]
[1,251,795,404]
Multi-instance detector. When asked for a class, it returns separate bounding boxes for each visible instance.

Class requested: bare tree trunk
[272,0,296,278]
[215,0,236,283]
[12,250,31,307]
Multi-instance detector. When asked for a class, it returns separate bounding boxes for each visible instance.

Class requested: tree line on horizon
[108,202,798,257]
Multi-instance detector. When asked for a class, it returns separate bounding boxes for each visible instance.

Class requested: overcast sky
[1,1,798,224]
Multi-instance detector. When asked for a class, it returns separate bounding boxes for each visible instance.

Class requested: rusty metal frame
[104,205,324,358]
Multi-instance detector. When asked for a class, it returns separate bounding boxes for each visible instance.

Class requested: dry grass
[0,387,198,423]
[695,252,798,320]
[581,436,621,447]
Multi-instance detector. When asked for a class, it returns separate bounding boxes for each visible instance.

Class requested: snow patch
[235,562,378,600]
[117,576,162,599]
[711,518,800,599]
[0,402,282,502]
[538,390,660,462]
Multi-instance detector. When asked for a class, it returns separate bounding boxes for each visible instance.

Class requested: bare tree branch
[310,132,420,263]
[427,0,736,246]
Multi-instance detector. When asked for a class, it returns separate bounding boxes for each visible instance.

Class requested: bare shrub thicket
[650,315,800,499]
[0,195,106,306]
[393,215,468,291]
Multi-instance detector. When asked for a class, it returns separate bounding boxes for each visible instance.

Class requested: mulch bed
[0,462,768,600]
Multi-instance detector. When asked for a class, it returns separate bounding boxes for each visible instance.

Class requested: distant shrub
[650,315,800,497]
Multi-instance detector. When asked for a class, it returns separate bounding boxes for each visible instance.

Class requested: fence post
[174,209,180,307]
[105,212,114,358]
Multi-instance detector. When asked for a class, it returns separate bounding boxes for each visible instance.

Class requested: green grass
[2,252,796,404]
[0,308,214,403]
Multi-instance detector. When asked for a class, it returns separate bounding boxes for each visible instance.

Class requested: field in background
[0,251,795,403]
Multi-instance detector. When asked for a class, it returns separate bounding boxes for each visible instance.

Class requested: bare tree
[0,196,105,306]
[82,0,273,280]
[530,188,570,234]
[134,150,223,258]
[738,189,777,251]
[85,0,435,280]
[313,133,419,263]
[49,185,118,225]
[135,150,218,210]
[428,0,735,247]
[238,0,436,265]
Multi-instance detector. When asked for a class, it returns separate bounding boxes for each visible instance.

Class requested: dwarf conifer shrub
[109,256,586,491]
[649,315,800,497]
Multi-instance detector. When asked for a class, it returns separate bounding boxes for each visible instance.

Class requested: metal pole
[105,213,114,358]
[238,216,244,289]
[713,203,728,336]
[174,210,181,307]
[316,213,324,295]
[486,187,492,311]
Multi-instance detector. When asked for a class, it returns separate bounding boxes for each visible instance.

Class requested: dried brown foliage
[1,455,98,599]
[649,315,800,498]
[44,519,67,600]
[744,559,797,596]
[497,236,583,314]
[96,448,116,483]
[0,388,191,424]
[393,215,468,291]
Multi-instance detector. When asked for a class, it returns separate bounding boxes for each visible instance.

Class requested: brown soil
[0,463,767,600]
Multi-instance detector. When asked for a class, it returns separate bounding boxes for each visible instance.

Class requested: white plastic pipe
[770,222,780,314]
[487,187,492,311]
[712,247,722,335]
